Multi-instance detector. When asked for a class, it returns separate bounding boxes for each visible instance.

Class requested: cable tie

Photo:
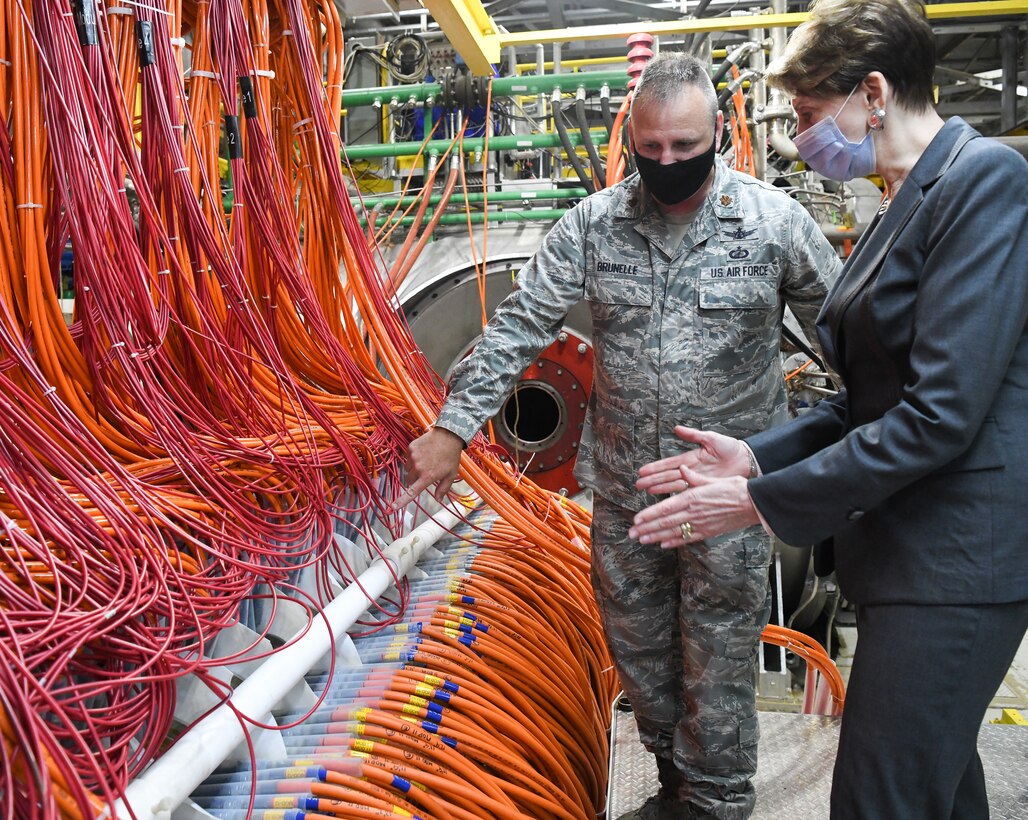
[82,286,90,292]
[130,352,139,358]
[157,269,170,275]
[292,117,313,130]
[169,37,185,47]
[189,69,218,79]
[43,386,57,396]
[0,59,10,66]
[282,29,293,36]
[16,202,43,209]
[111,341,125,348]
[173,166,189,173]
[117,187,126,192]
[106,6,132,13]
[253,69,275,78]
[103,607,119,619]
[123,0,170,15]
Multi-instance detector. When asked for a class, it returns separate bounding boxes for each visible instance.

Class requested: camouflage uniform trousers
[591,496,773,820]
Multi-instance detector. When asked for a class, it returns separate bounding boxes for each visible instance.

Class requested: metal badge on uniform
[720,194,732,206]
[722,225,759,249]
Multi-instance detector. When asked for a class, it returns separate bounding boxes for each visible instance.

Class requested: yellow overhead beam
[498,10,804,46]
[495,1,1028,48]
[429,0,1027,73]
[422,0,500,75]
[927,0,1028,20]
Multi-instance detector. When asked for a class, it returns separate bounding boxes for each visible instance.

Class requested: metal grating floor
[608,710,1028,819]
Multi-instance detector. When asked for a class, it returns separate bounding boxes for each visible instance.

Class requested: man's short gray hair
[631,52,718,123]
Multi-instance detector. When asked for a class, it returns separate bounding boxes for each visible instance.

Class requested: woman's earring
[869,107,886,131]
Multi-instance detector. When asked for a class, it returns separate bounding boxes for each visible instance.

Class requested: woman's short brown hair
[766,0,936,111]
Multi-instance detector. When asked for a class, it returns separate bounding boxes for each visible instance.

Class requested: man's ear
[715,110,725,152]
[627,118,635,153]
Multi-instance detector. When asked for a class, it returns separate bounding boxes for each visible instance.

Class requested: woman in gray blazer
[627,1,1028,818]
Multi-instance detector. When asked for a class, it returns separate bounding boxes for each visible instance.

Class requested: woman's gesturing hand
[629,465,761,549]
[635,425,752,496]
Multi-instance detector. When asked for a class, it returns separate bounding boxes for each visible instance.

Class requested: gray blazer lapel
[823,122,979,348]
[823,188,924,344]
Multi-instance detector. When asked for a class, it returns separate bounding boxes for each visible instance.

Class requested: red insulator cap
[626,33,654,89]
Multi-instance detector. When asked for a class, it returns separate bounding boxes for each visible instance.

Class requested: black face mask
[633,139,717,205]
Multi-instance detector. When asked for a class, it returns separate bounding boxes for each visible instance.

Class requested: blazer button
[846,508,864,521]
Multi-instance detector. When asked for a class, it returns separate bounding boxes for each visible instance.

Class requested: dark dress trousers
[745,118,1028,819]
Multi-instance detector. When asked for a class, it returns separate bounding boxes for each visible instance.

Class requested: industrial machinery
[396,229,594,495]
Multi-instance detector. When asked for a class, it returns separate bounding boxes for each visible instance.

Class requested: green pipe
[354,188,589,209]
[344,128,610,159]
[341,70,629,109]
[360,209,569,227]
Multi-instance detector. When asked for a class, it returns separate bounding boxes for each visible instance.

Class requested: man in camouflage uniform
[395,53,840,819]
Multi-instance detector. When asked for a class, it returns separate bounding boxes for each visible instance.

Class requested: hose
[550,92,596,194]
[717,69,761,111]
[600,86,615,137]
[622,115,636,175]
[574,90,606,187]
[711,41,761,89]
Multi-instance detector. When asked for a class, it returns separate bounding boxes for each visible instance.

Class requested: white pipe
[802,665,817,714]
[748,25,767,182]
[106,501,467,820]
[813,673,832,716]
[768,129,799,162]
[766,0,798,163]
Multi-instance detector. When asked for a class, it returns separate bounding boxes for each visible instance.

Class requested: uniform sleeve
[781,202,841,352]
[747,146,1028,547]
[435,204,590,444]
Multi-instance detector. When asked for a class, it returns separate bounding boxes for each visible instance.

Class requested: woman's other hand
[635,425,752,495]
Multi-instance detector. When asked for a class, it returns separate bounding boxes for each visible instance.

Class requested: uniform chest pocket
[697,275,779,380]
[697,276,778,310]
[585,272,652,306]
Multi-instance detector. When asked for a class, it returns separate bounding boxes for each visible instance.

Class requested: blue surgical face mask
[793,84,877,181]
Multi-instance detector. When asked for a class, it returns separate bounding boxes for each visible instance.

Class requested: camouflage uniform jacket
[436,158,841,509]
